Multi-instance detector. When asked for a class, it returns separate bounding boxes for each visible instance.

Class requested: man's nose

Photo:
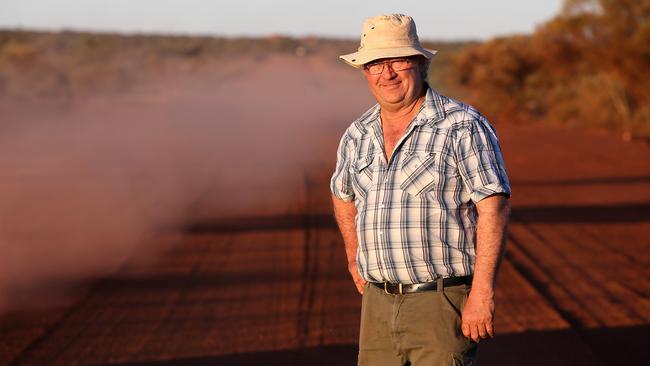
[380,64,397,78]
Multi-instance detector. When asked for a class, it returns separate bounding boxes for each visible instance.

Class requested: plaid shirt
[331,87,511,284]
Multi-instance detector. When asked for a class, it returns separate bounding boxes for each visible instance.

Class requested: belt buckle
[384,282,403,295]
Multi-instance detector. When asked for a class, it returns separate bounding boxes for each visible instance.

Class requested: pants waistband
[370,276,472,295]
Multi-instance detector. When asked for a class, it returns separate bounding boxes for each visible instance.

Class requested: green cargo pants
[358,281,477,365]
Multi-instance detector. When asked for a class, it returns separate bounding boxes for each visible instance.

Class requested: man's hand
[462,194,509,342]
[461,288,495,342]
[348,262,367,294]
[332,195,367,295]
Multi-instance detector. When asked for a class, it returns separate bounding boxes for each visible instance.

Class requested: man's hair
[415,55,430,82]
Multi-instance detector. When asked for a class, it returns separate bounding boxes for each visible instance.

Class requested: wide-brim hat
[340,14,437,68]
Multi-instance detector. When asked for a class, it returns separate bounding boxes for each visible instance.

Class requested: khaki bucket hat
[340,13,437,68]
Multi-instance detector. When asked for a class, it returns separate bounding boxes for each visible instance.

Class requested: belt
[370,276,472,295]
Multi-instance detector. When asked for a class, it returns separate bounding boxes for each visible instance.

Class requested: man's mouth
[380,82,401,89]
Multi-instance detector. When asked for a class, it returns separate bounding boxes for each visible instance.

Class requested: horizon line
[0,25,532,44]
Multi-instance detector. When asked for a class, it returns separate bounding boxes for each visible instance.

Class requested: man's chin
[380,95,406,105]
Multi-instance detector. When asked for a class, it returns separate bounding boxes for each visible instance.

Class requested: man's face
[363,57,425,108]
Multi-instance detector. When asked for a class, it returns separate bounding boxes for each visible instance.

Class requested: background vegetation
[453,0,649,139]
[1,0,647,139]
[0,30,464,100]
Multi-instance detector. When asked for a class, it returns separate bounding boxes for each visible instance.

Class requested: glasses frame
[363,57,419,75]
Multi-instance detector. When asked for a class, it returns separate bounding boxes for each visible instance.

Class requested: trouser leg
[399,284,477,365]
[358,283,406,366]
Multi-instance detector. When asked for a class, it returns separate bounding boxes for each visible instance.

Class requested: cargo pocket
[450,352,475,366]
[398,152,437,196]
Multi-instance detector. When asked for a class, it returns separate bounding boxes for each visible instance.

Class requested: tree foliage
[454,0,650,137]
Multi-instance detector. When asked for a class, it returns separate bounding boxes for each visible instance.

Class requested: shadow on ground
[109,325,647,366]
[184,200,650,235]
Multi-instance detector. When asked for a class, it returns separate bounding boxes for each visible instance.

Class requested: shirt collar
[416,86,447,126]
[360,85,447,129]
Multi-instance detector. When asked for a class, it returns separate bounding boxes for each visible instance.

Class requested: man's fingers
[464,319,493,342]
[348,265,366,294]
[354,278,367,294]
[479,319,494,339]
[461,322,471,338]
[475,320,495,340]
[477,323,488,339]
[461,291,496,341]
[485,322,495,338]
[470,323,481,343]
[462,319,479,342]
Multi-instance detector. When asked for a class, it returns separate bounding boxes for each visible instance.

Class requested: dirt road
[1,56,648,365]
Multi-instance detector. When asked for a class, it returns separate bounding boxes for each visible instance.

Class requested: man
[330,14,511,365]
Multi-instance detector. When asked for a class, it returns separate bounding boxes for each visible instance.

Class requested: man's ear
[420,66,427,80]
[415,56,428,80]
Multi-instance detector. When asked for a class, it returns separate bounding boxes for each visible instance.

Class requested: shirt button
[379,232,383,236]
[379,204,384,208]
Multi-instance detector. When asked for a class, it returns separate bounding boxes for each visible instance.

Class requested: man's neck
[380,90,426,127]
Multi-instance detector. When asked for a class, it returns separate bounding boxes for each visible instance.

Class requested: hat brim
[339,46,437,68]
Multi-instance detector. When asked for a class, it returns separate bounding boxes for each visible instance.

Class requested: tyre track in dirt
[516,221,646,325]
[552,223,650,303]
[504,223,613,364]
[6,291,94,366]
[505,224,595,325]
[506,215,649,366]
[295,174,319,350]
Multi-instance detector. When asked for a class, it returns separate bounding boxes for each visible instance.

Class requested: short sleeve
[454,118,511,203]
[330,134,355,202]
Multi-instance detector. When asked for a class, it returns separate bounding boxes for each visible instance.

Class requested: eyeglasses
[363,58,417,75]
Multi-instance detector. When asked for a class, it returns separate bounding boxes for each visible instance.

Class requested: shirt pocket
[398,152,438,196]
[352,154,375,192]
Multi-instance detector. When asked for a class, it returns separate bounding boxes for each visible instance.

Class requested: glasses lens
[366,63,384,75]
[365,58,415,74]
[391,59,413,71]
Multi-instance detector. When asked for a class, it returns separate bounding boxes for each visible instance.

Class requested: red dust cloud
[0,55,372,313]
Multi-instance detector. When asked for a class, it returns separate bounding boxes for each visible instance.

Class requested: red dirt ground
[0,55,648,365]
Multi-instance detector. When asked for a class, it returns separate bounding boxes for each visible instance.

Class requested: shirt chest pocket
[398,152,438,196]
[352,154,375,192]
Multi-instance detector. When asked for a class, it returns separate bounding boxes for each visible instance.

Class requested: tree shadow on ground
[184,200,650,235]
[110,325,647,366]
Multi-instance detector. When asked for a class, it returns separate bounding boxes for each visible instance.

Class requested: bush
[452,0,650,138]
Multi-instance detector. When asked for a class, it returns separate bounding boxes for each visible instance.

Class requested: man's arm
[461,193,510,342]
[331,195,367,294]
